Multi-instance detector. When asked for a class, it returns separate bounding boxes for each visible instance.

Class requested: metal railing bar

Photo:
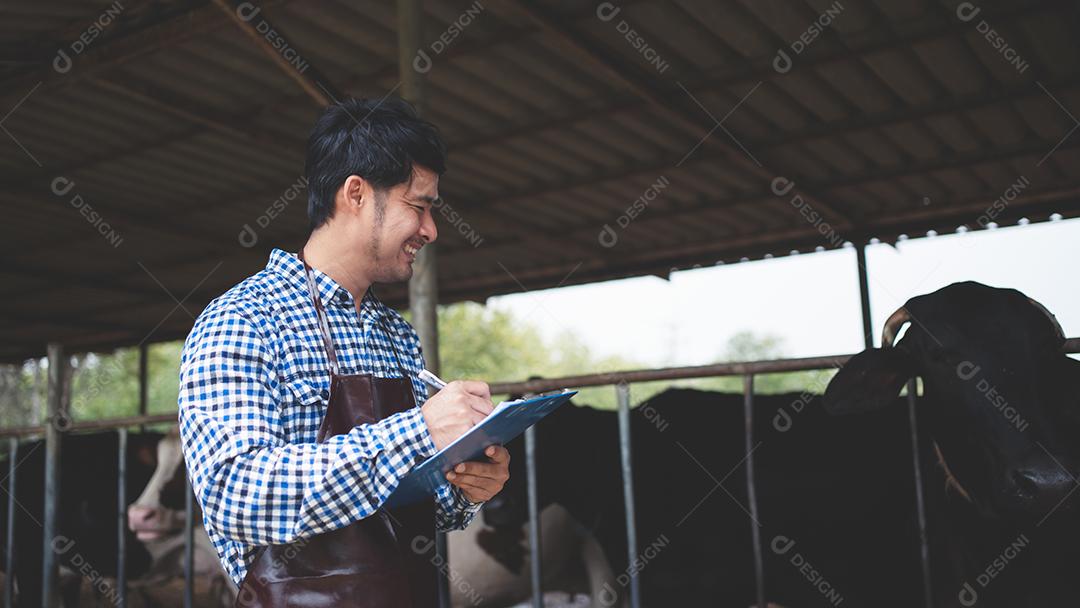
[744,374,766,608]
[4,438,16,608]
[116,428,128,607]
[184,475,195,608]
[616,383,641,608]
[907,379,934,608]
[525,426,543,608]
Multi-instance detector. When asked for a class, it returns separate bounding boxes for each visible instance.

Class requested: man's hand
[420,380,493,451]
[447,445,510,504]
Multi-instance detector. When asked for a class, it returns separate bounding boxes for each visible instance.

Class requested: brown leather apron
[234,254,437,608]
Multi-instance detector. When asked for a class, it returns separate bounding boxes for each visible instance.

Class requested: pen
[418,369,448,391]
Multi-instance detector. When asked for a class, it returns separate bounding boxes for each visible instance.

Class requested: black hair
[304,97,447,230]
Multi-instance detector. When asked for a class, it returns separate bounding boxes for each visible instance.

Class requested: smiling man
[178,98,509,607]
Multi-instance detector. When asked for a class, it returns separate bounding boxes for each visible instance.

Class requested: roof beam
[211,0,341,105]
[0,1,294,99]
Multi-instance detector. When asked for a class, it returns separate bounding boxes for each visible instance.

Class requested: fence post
[525,426,543,608]
[184,472,195,608]
[5,437,17,608]
[856,242,874,350]
[615,382,641,608]
[42,343,66,608]
[138,344,149,433]
[743,374,766,608]
[117,428,128,607]
[907,379,934,608]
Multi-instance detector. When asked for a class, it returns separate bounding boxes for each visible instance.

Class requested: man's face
[361,166,439,284]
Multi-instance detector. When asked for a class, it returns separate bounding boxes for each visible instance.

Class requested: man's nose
[420,207,438,243]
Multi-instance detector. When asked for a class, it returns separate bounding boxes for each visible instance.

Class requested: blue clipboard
[384,390,577,508]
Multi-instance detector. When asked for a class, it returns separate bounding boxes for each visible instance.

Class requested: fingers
[446,445,510,503]
[447,473,501,502]
[467,409,487,426]
[484,445,510,464]
[466,394,494,416]
[455,380,491,401]
[452,460,505,480]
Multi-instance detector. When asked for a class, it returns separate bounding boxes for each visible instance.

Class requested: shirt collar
[267,248,382,314]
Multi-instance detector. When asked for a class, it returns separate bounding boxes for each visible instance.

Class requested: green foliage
[0,360,45,428]
[686,330,837,396]
[68,341,184,421]
[436,303,548,382]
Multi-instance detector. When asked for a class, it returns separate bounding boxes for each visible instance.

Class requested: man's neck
[302,229,372,303]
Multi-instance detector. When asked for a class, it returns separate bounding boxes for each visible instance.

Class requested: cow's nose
[1010,470,1040,501]
[127,504,158,526]
[1006,467,1076,512]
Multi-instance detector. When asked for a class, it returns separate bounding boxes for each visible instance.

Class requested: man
[178,98,509,607]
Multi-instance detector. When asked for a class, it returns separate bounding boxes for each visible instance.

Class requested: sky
[486,217,1080,368]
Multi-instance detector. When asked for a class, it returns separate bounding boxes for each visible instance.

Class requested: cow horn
[1028,297,1065,342]
[881,307,912,348]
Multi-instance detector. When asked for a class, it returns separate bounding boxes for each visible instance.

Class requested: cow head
[127,429,193,542]
[824,281,1080,520]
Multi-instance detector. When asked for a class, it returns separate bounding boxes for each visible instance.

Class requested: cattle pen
[2,337,1077,608]
[5,0,1080,606]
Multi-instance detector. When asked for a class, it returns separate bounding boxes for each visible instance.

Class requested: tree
[688,330,836,395]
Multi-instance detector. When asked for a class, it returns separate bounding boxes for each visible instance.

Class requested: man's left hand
[446,445,510,504]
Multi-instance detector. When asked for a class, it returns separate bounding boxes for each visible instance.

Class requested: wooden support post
[138,343,148,431]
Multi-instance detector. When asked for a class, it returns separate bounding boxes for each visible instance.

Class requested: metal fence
[2,338,1077,607]
[488,338,1080,608]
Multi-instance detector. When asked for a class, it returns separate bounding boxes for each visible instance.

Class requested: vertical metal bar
[856,242,874,350]
[138,344,149,432]
[184,472,195,608]
[42,342,65,608]
[744,374,766,608]
[4,437,17,608]
[116,428,128,607]
[906,379,934,608]
[615,383,641,608]
[525,426,543,608]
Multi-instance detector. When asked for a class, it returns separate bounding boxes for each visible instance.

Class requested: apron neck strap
[298,250,412,380]
[298,249,340,376]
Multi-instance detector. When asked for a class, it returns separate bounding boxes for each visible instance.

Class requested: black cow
[824,281,1080,606]
[484,389,927,607]
[0,431,162,607]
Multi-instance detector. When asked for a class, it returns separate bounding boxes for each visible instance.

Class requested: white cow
[448,504,617,608]
[126,429,237,607]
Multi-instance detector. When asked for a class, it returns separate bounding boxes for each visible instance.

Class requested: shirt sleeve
[400,317,482,532]
[413,422,483,531]
[178,302,442,547]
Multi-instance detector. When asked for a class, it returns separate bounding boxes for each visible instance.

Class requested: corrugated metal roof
[1,0,1078,361]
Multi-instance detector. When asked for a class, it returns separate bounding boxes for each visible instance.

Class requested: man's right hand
[420,381,494,451]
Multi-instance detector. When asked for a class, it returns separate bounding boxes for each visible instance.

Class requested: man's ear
[824,348,916,415]
[337,175,367,213]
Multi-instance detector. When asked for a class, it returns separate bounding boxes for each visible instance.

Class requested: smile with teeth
[404,243,420,256]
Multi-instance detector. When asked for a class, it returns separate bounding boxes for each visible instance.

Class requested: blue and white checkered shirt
[178,248,480,585]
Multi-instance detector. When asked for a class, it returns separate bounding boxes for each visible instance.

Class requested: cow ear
[824,348,915,415]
